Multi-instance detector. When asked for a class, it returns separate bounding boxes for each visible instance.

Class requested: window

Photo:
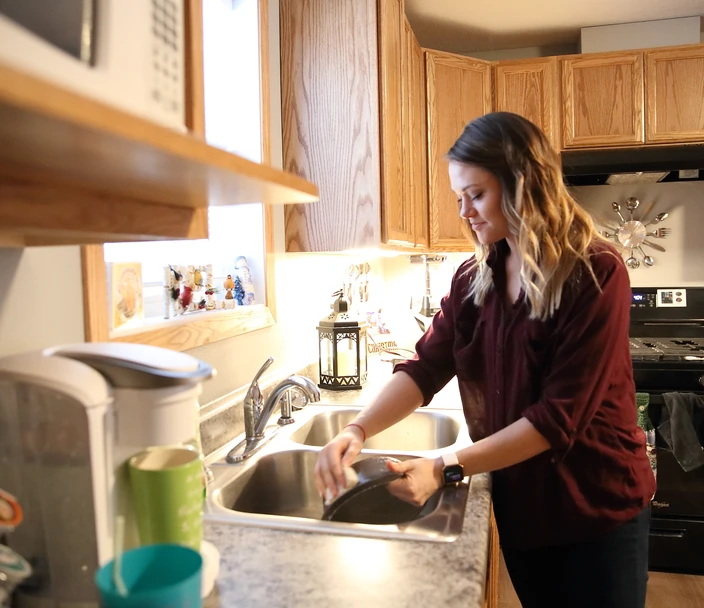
[83,0,274,349]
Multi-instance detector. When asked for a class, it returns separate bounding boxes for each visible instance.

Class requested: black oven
[630,287,704,575]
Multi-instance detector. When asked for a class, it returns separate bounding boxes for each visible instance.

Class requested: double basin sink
[204,405,471,542]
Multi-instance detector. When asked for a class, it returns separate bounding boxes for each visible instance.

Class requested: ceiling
[404,0,704,54]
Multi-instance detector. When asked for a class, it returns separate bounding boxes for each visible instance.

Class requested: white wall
[0,247,84,357]
[580,16,701,53]
[571,181,704,288]
[468,43,577,61]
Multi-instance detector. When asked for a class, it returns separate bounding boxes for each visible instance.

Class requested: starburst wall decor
[597,197,671,269]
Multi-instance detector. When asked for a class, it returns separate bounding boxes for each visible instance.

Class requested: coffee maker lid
[45,343,215,389]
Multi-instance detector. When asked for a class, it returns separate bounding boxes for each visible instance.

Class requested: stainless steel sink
[204,404,471,542]
[207,449,469,542]
[290,408,461,450]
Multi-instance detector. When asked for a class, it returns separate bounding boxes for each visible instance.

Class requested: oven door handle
[649,528,686,539]
[642,322,704,326]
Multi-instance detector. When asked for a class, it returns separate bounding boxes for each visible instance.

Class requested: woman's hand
[314,426,364,500]
[386,457,443,507]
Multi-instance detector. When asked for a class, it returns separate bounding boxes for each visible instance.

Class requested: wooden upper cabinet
[646,45,704,143]
[561,51,644,149]
[494,57,559,148]
[380,0,412,246]
[425,50,491,251]
[409,22,429,249]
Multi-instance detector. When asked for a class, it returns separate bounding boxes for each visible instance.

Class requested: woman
[314,112,655,607]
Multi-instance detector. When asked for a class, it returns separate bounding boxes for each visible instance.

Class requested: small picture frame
[108,262,143,330]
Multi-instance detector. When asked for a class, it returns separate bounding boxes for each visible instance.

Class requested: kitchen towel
[635,393,653,431]
[636,392,657,483]
[660,392,704,472]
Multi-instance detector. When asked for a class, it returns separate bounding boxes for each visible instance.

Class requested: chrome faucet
[226,357,321,463]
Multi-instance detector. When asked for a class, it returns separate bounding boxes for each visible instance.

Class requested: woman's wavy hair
[447,112,601,320]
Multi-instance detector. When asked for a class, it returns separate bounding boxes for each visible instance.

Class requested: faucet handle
[246,357,274,406]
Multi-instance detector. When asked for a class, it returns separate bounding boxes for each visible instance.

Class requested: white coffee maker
[0,342,214,607]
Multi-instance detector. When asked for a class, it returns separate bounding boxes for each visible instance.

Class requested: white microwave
[0,0,186,131]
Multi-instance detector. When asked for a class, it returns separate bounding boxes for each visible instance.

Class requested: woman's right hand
[314,425,364,500]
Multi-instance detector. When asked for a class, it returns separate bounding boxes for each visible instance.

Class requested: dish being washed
[322,456,429,524]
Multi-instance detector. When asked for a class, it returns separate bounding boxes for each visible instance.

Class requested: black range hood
[562,145,704,186]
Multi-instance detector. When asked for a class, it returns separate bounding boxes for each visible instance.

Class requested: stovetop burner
[630,338,704,362]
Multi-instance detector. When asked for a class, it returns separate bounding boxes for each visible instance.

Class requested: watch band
[442,452,459,467]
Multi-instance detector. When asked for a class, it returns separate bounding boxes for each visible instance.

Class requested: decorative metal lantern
[317,291,368,390]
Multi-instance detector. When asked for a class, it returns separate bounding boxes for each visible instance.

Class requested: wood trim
[561,52,644,149]
[185,0,206,138]
[484,506,500,608]
[259,0,271,166]
[259,0,276,320]
[110,306,276,351]
[184,0,210,270]
[81,245,109,342]
[0,60,318,212]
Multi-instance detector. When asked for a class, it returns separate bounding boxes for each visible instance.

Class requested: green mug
[128,446,203,551]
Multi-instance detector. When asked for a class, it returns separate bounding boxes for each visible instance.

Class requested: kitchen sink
[207,449,469,541]
[204,403,471,542]
[290,408,462,451]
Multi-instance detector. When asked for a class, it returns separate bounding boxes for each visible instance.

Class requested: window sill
[109,305,275,351]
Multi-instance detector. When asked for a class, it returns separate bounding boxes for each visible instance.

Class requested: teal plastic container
[95,544,202,608]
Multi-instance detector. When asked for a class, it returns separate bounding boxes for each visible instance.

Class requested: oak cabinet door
[494,57,559,149]
[426,50,491,251]
[562,52,644,149]
[646,45,704,143]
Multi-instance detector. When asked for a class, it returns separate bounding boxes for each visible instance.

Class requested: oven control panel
[631,289,687,309]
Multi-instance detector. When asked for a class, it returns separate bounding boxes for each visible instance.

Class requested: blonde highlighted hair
[447,112,602,321]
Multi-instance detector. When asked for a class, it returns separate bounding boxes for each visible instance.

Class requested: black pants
[501,508,650,608]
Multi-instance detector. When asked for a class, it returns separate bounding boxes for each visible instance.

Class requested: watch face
[443,464,464,485]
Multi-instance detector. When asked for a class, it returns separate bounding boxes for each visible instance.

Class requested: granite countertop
[204,472,491,608]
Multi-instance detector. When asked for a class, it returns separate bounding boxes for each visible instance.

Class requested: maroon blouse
[395,240,655,550]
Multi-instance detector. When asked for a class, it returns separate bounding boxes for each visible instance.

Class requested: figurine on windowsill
[205,286,217,310]
[234,256,255,305]
[223,274,234,299]
[234,276,245,306]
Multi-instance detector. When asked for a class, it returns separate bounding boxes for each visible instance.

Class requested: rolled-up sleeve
[394,261,474,406]
[522,254,632,457]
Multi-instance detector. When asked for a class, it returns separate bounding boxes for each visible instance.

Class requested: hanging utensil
[625,250,640,269]
[644,212,669,227]
[647,228,671,238]
[625,197,640,221]
[636,246,654,267]
[612,201,626,223]
[643,240,666,253]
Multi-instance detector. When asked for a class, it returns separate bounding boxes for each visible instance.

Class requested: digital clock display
[633,294,645,302]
